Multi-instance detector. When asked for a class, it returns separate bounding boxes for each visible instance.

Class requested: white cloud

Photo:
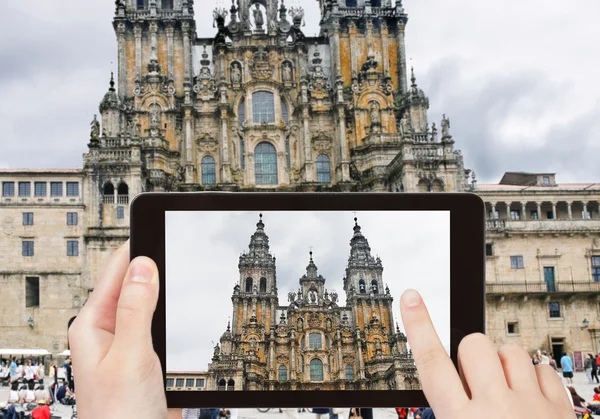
[165,210,450,372]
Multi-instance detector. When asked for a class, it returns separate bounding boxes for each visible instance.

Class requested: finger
[457,334,508,398]
[113,256,160,355]
[457,355,472,399]
[400,289,469,411]
[497,344,540,392]
[69,242,130,371]
[535,364,573,412]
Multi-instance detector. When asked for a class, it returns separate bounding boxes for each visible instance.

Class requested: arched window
[431,179,444,192]
[259,277,267,293]
[252,91,275,123]
[238,98,245,128]
[310,359,323,381]
[281,101,289,125]
[345,365,354,380]
[278,365,287,381]
[162,0,173,9]
[254,142,278,185]
[103,182,115,204]
[227,379,235,391]
[201,156,216,185]
[371,280,379,294]
[309,333,322,349]
[316,155,331,183]
[117,182,128,195]
[359,279,366,294]
[245,277,253,293]
[417,180,430,192]
[218,378,227,391]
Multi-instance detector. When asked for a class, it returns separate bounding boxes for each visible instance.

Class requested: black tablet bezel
[130,192,485,409]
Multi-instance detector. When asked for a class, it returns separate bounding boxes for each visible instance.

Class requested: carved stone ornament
[311,131,333,152]
[276,353,289,363]
[197,133,220,152]
[251,47,273,80]
[343,353,354,364]
[308,313,321,328]
[308,48,331,100]
[193,46,217,100]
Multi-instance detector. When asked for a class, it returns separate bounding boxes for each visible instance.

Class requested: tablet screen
[164,210,449,392]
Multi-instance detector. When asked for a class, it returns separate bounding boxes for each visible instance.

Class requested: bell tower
[231,214,279,334]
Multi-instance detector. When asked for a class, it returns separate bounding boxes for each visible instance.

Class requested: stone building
[173,214,418,392]
[0,0,599,375]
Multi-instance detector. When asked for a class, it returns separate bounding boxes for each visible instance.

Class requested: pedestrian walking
[561,352,574,385]
[592,354,600,384]
[24,360,35,388]
[586,353,594,383]
[540,351,550,365]
[549,352,558,370]
[36,362,45,385]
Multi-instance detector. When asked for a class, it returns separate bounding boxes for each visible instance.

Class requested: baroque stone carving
[308,48,330,100]
[193,46,217,100]
[250,47,273,80]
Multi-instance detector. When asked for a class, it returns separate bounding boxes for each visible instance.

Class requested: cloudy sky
[1,1,598,183]
[165,210,449,373]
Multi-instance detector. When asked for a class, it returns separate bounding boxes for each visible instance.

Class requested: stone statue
[150,105,160,125]
[297,318,303,332]
[126,119,134,136]
[231,63,242,84]
[253,3,264,29]
[288,291,296,302]
[370,102,381,126]
[310,291,317,303]
[441,113,451,137]
[90,115,100,140]
[330,291,338,303]
[375,339,382,351]
[282,62,292,82]
[214,343,221,356]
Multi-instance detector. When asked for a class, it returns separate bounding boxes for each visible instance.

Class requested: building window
[166,379,174,388]
[346,0,357,6]
[281,101,289,125]
[542,176,550,185]
[238,99,245,128]
[196,378,205,387]
[309,333,322,349]
[34,182,47,197]
[510,210,520,220]
[278,365,287,381]
[117,183,129,204]
[67,212,78,226]
[201,156,217,185]
[254,142,278,185]
[371,280,379,294]
[245,277,253,293]
[309,359,323,381]
[507,322,519,335]
[285,137,291,169]
[185,379,194,388]
[488,210,499,219]
[66,182,79,197]
[592,256,600,282]
[546,211,554,220]
[316,154,331,183]
[549,302,561,318]
[252,91,275,123]
[175,378,184,388]
[2,182,14,197]
[486,244,493,256]
[23,212,34,226]
[259,277,267,293]
[50,182,63,197]
[67,240,79,257]
[227,379,235,391]
[103,182,115,204]
[22,241,34,257]
[19,182,31,197]
[530,210,539,220]
[239,136,245,169]
[25,277,40,308]
[359,279,366,294]
[162,0,173,9]
[345,365,354,380]
[116,206,125,219]
[510,256,524,269]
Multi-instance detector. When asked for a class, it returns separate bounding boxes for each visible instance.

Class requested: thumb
[113,256,159,355]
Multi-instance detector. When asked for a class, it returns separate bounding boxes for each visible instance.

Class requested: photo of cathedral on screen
[93,0,470,199]
[173,214,419,391]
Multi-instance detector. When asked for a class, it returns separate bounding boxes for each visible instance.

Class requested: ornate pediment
[311,131,333,152]
[308,313,321,328]
[197,133,219,153]
[250,47,273,80]
[193,46,217,101]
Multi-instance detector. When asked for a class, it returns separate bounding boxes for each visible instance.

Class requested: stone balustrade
[486,281,600,294]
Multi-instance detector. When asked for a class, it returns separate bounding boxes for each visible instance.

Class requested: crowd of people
[181,407,435,419]
[0,357,76,419]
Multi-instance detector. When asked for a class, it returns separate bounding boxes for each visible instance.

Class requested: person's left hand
[68,241,181,419]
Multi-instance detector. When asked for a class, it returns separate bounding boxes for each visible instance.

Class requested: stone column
[134,24,143,79]
[381,21,389,74]
[490,203,496,219]
[567,202,573,220]
[356,330,365,379]
[330,18,342,81]
[396,20,408,93]
[184,110,194,182]
[338,107,350,181]
[116,22,127,100]
[220,109,231,183]
[182,22,192,82]
[302,109,314,182]
[552,202,557,220]
[521,202,527,221]
[242,300,248,327]
[166,22,175,80]
[584,202,589,219]
[536,202,542,219]
[232,297,239,334]
[268,337,275,380]
[290,332,297,381]
[337,338,344,380]
[506,202,512,220]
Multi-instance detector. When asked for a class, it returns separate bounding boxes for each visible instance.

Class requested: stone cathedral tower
[82,0,473,207]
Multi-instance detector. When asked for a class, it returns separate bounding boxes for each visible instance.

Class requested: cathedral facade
[197,214,418,391]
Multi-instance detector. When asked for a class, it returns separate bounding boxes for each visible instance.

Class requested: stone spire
[99,72,119,112]
[348,217,378,268]
[238,213,275,268]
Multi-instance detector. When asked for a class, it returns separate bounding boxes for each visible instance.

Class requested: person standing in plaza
[561,352,574,385]
[24,359,35,388]
[36,361,45,385]
[65,359,74,392]
[585,354,594,384]
[592,353,600,384]
[540,351,550,365]
[8,358,18,383]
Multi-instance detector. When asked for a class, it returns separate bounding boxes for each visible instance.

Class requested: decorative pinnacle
[226,319,231,332]
[309,248,313,261]
[354,217,358,226]
[109,72,115,91]
[410,67,417,87]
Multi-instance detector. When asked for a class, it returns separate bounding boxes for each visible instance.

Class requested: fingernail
[130,258,154,283]
[402,289,422,307]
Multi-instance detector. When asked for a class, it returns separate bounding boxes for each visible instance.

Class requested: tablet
[130,192,485,409]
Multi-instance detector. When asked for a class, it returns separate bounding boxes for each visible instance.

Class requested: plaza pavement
[1,372,595,418]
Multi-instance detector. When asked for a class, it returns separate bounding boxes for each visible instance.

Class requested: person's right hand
[400,289,574,419]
